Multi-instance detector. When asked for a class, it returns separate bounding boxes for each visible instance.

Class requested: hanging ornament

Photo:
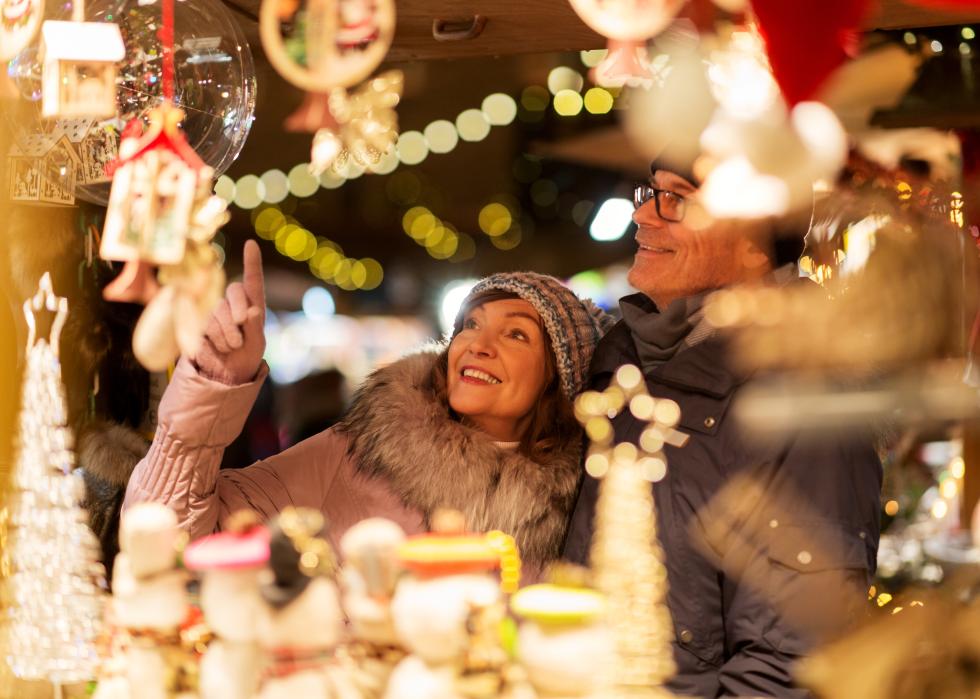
[567,0,687,87]
[39,0,124,118]
[1,272,106,686]
[748,0,873,106]
[100,0,227,372]
[260,0,401,175]
[0,0,43,98]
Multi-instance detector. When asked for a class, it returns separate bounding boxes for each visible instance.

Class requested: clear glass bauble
[5,0,256,205]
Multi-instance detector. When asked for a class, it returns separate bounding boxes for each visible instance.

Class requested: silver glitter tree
[0,273,106,685]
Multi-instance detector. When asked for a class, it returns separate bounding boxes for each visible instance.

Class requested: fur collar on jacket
[338,349,583,566]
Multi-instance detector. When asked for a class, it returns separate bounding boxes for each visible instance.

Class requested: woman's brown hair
[425,290,581,462]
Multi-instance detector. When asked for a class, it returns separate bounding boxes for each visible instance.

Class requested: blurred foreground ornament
[576,365,686,696]
[0,0,43,98]
[39,0,124,118]
[0,272,106,685]
[567,0,686,87]
[100,44,228,371]
[749,0,873,107]
[261,0,399,175]
[797,578,980,699]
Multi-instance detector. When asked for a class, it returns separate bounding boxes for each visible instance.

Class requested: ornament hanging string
[161,0,175,102]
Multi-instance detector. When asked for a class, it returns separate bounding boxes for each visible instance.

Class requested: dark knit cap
[452,272,615,399]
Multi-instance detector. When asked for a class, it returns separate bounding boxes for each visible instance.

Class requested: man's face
[628,169,759,309]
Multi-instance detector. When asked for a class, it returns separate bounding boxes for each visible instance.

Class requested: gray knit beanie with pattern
[452,272,615,399]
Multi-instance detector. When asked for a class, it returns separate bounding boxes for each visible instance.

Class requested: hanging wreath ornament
[260,0,402,176]
[0,0,43,98]
[567,0,688,87]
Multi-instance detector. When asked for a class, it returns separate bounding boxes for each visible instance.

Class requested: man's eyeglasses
[632,184,687,223]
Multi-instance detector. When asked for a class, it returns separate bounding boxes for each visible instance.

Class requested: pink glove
[193,240,267,385]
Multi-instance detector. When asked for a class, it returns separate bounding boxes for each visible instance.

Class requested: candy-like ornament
[338,518,408,699]
[102,503,189,699]
[384,511,508,699]
[184,511,271,699]
[567,0,686,87]
[510,584,613,698]
[257,507,351,699]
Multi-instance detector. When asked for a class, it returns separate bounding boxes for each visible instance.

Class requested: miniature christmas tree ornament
[260,0,402,175]
[0,272,106,686]
[574,364,688,697]
[40,0,126,118]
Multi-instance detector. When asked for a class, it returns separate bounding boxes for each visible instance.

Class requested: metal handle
[432,15,487,42]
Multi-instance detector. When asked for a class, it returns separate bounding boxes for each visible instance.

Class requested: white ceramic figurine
[184,510,271,699]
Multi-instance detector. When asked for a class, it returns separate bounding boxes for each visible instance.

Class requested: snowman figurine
[184,510,271,699]
[257,507,354,699]
[103,502,190,699]
[384,510,508,699]
[509,576,612,699]
[337,518,408,699]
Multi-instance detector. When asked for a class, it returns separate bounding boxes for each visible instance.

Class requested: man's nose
[633,199,665,227]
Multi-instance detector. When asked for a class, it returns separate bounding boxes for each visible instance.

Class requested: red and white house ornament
[40,0,125,119]
[568,0,687,87]
[260,0,401,175]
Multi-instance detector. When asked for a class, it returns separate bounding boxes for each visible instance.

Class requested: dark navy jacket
[564,311,882,698]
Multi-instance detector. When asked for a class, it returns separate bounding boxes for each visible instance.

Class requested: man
[563,163,882,698]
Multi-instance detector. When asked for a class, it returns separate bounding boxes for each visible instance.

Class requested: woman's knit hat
[452,272,614,399]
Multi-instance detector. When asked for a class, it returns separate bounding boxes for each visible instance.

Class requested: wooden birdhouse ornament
[41,15,125,118]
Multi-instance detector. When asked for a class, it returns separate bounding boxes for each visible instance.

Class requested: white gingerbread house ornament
[8,130,81,205]
[41,20,125,118]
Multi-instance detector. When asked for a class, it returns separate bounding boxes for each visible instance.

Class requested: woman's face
[447,299,550,442]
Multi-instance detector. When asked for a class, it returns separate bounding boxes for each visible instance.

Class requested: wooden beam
[867,0,980,30]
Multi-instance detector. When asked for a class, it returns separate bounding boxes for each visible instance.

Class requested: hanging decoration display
[39,0,125,118]
[0,272,106,685]
[100,0,228,372]
[259,0,402,176]
[574,364,687,696]
[0,0,43,98]
[748,0,874,107]
[567,0,687,87]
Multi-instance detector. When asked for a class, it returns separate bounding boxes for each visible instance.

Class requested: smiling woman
[123,257,613,571]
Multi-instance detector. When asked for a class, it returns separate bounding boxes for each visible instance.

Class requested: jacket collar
[592,314,751,399]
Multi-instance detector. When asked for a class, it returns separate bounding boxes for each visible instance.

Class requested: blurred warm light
[254,207,286,240]
[335,158,365,180]
[260,169,289,204]
[580,49,608,68]
[402,206,430,236]
[397,130,429,165]
[440,279,479,333]
[876,593,893,607]
[553,89,584,116]
[941,478,958,499]
[960,42,972,56]
[370,148,399,175]
[589,198,633,241]
[302,286,336,319]
[359,258,384,290]
[349,260,368,288]
[951,456,966,479]
[319,169,346,190]
[456,109,491,142]
[896,181,912,200]
[547,66,584,95]
[490,225,522,250]
[700,157,788,218]
[478,203,512,237]
[424,120,459,154]
[568,270,604,302]
[930,39,943,53]
[234,174,265,209]
[450,233,477,263]
[428,231,460,260]
[931,500,948,519]
[903,31,917,45]
[707,29,779,119]
[288,164,320,198]
[964,26,976,40]
[520,86,550,112]
[410,212,439,242]
[571,200,595,227]
[482,93,518,126]
[884,500,899,516]
[583,87,614,114]
[214,175,236,203]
